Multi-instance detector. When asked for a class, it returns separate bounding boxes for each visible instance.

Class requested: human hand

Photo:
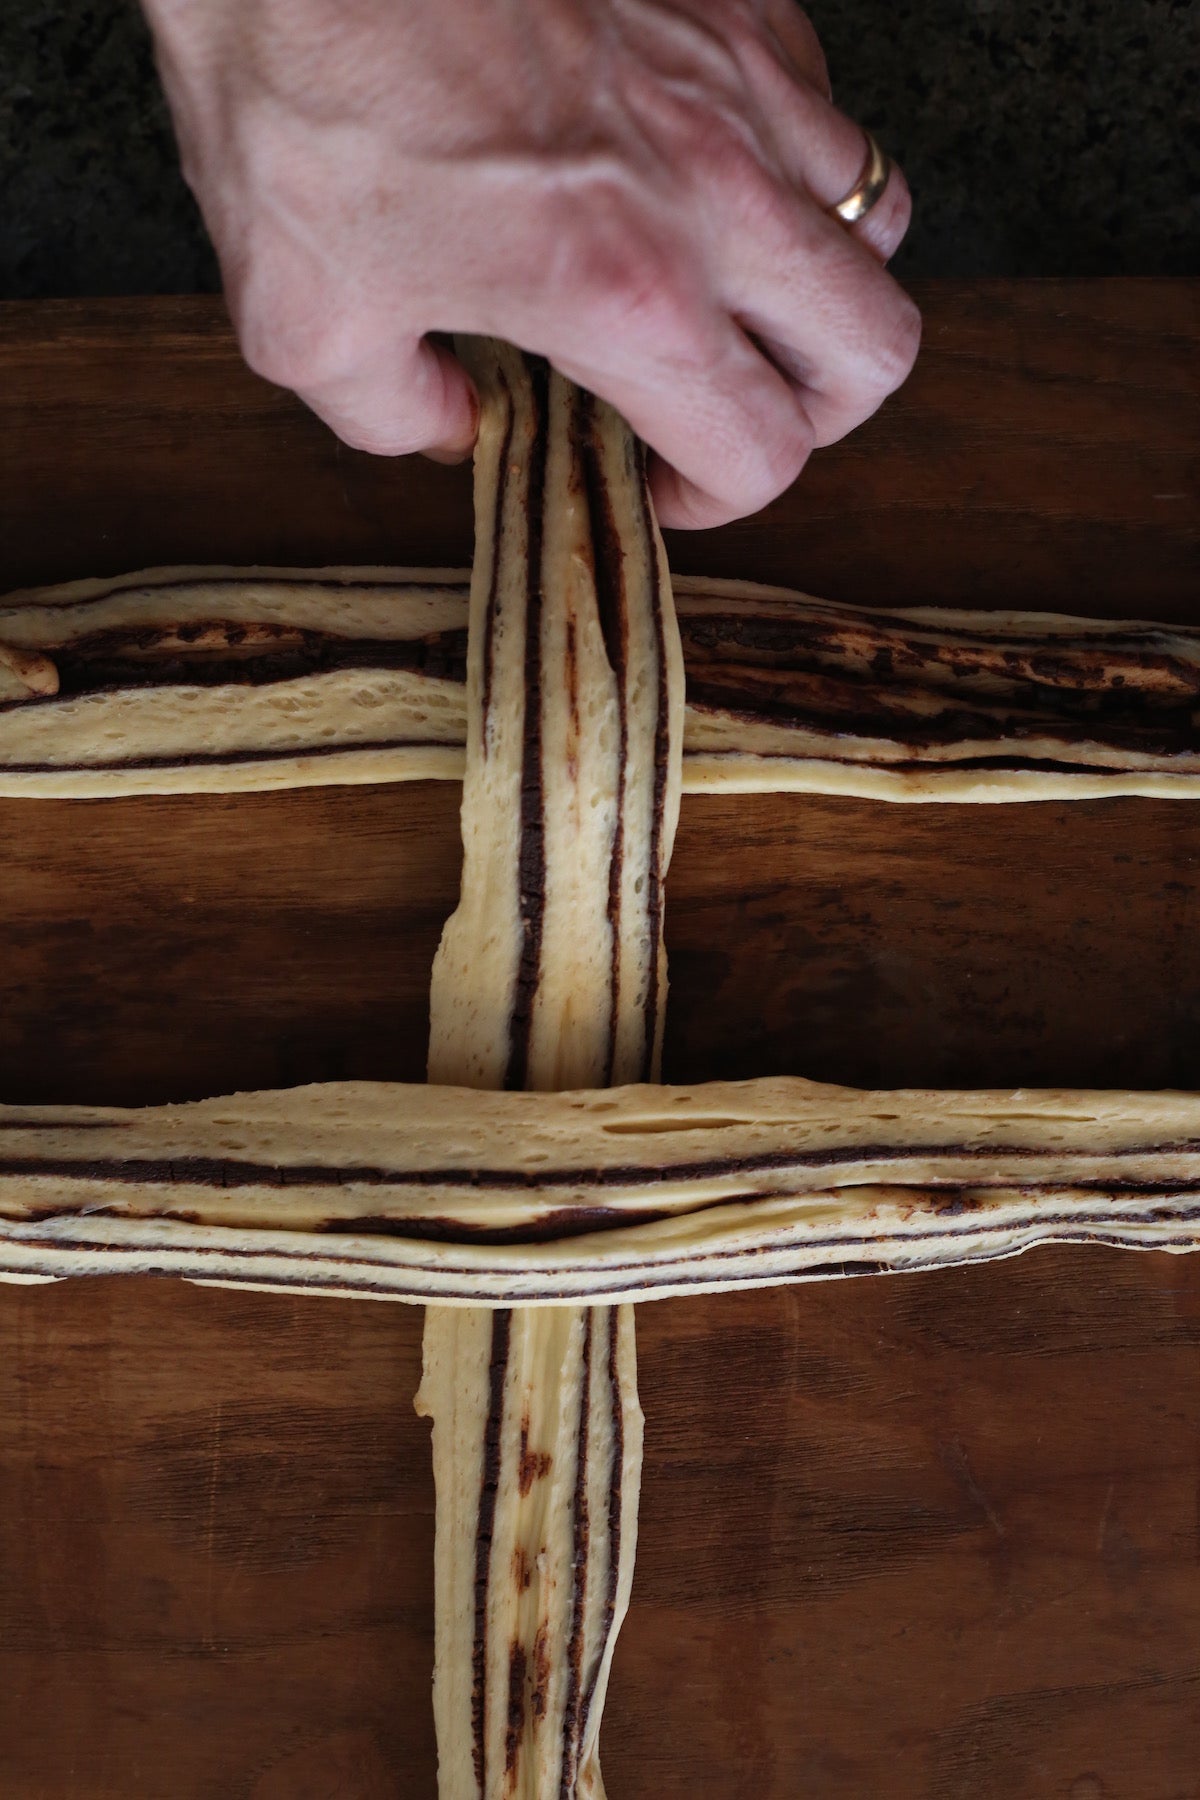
[142,0,918,528]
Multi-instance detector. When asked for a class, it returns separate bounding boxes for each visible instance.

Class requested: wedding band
[828,131,892,225]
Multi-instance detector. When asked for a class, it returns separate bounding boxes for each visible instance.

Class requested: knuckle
[661,481,739,532]
[656,372,816,527]
[888,174,914,241]
[733,410,814,513]
[795,23,831,90]
[233,274,354,393]
[237,325,302,391]
[762,417,814,497]
[718,4,771,64]
[236,313,335,392]
[697,120,779,211]
[322,369,450,460]
[718,154,798,254]
[863,292,922,394]
[864,176,913,261]
[565,189,693,348]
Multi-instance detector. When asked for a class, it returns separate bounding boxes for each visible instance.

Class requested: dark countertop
[1,0,1197,299]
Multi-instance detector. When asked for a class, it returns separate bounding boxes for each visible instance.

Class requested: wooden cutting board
[0,282,1197,1798]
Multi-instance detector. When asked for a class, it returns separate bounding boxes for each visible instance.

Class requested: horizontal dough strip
[4,568,1200,799]
[2,1077,1198,1305]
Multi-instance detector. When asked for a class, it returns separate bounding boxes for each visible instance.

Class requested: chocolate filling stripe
[677,606,1200,663]
[10,1200,1200,1271]
[0,1235,885,1298]
[8,745,1191,782]
[873,752,1200,773]
[11,1179,1200,1247]
[479,375,514,739]
[11,569,1199,663]
[0,1118,119,1131]
[504,1641,527,1783]
[685,693,1200,759]
[13,609,1199,713]
[474,1308,512,1794]
[3,1207,1198,1305]
[11,1181,1200,1244]
[4,1138,1200,1193]
[3,1243,1192,1303]
[12,570,1197,655]
[0,738,451,775]
[0,572,465,613]
[557,1310,595,1798]
[504,357,550,1091]
[10,640,1199,759]
[323,1206,670,1245]
[8,631,1200,769]
[689,748,1200,775]
[578,1308,623,1765]
[0,631,468,712]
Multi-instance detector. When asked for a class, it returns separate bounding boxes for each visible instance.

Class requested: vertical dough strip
[417,340,683,1799]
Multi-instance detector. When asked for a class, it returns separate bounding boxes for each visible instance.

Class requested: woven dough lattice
[4,341,1199,1798]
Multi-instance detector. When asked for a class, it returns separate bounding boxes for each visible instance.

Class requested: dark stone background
[0,0,1197,298]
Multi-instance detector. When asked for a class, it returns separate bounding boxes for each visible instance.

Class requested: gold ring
[828,131,892,226]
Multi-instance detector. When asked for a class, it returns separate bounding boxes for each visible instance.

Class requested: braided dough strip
[5,569,1200,799]
[416,343,682,1799]
[1,1075,1198,1305]
[7,398,1197,1799]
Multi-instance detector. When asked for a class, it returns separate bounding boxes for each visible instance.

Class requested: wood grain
[1,282,1195,616]
[1,282,1198,1797]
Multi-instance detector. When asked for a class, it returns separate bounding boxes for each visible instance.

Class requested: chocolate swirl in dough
[417,341,682,1800]
[6,570,1200,799]
[6,373,1200,1798]
[1,1076,1199,1303]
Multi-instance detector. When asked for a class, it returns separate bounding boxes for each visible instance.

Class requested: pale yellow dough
[1,1074,1199,1304]
[417,342,680,1799]
[6,569,1200,800]
[6,360,1200,1800]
